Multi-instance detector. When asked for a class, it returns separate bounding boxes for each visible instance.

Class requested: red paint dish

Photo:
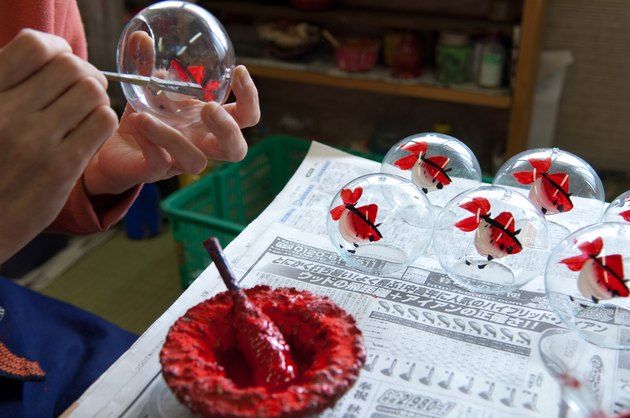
[160,285,366,418]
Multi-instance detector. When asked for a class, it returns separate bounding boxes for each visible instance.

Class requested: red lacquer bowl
[334,37,380,72]
[160,285,366,418]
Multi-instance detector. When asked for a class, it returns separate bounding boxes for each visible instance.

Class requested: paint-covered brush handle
[203,237,240,291]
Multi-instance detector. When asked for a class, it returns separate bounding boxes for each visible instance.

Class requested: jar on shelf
[477,32,505,88]
[436,32,471,85]
[390,32,422,78]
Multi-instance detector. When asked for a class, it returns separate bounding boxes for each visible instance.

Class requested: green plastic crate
[161,135,380,288]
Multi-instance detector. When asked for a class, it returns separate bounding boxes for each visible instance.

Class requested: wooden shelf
[204,0,515,34]
[239,57,512,109]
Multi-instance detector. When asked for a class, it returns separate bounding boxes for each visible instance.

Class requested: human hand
[0,29,118,262]
[83,31,260,196]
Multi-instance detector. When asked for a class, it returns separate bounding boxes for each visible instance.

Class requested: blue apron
[0,277,136,417]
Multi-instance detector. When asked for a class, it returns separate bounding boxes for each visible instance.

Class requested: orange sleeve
[1,0,142,234]
[47,180,142,235]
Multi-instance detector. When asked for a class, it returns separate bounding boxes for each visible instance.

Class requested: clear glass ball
[117,1,235,125]
[327,174,434,275]
[538,328,604,416]
[602,190,630,224]
[493,148,605,244]
[545,222,630,349]
[433,185,551,294]
[381,133,483,207]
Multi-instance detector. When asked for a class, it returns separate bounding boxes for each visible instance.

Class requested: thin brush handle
[101,71,206,98]
[203,237,240,291]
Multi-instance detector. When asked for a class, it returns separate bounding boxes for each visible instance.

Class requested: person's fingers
[222,66,260,129]
[10,52,107,111]
[125,117,173,176]
[60,105,118,166]
[127,31,155,76]
[41,76,111,139]
[198,102,248,162]
[0,29,72,92]
[130,112,207,174]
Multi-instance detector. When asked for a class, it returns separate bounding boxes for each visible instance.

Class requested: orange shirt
[0,0,140,234]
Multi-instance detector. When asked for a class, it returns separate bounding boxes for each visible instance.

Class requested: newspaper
[67,142,630,418]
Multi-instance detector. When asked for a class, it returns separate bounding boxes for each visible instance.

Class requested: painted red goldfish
[512,158,573,215]
[169,58,220,101]
[455,197,522,268]
[330,187,382,254]
[561,237,627,304]
[394,141,452,194]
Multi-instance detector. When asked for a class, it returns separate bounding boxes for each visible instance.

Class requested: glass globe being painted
[381,133,483,207]
[117,1,235,125]
[327,174,434,275]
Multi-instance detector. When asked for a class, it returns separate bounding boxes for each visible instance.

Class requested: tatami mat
[40,228,182,334]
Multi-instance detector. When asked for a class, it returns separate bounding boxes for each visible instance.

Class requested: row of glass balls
[327,133,629,349]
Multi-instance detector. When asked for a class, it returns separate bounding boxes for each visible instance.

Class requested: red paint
[232,290,297,389]
[512,158,574,214]
[169,59,220,101]
[620,209,630,222]
[559,372,581,389]
[160,286,366,418]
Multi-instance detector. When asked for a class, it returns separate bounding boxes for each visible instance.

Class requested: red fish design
[394,141,452,194]
[330,187,382,254]
[455,197,522,268]
[512,158,573,215]
[560,237,627,304]
[169,59,220,101]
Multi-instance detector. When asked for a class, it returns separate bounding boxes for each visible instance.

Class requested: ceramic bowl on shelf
[334,37,380,72]
[257,20,320,60]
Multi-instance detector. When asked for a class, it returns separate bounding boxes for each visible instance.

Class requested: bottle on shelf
[436,32,471,85]
[477,32,505,88]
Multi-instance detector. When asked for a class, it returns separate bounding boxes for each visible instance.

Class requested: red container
[390,33,422,78]
[334,38,380,72]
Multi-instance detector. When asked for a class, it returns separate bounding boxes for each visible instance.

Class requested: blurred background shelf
[240,56,512,108]
[204,0,516,34]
